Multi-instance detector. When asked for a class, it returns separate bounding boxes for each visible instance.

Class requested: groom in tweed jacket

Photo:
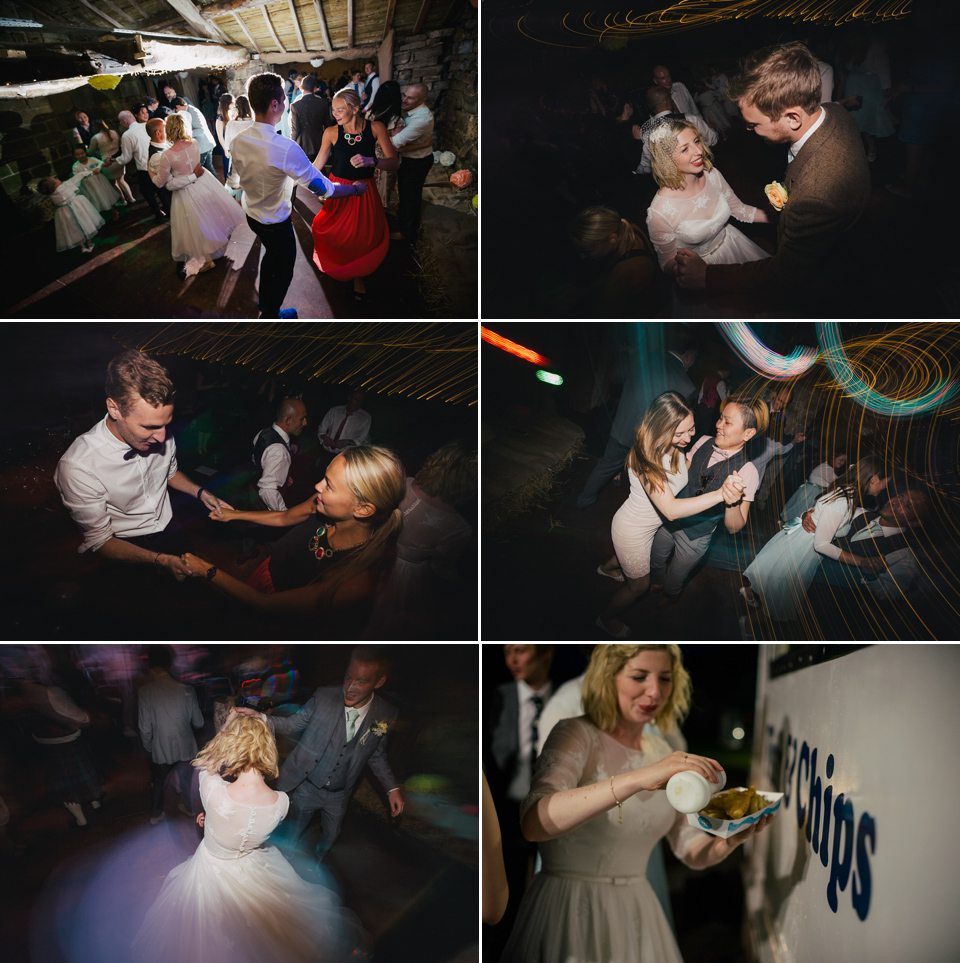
[676,42,871,312]
[239,647,403,862]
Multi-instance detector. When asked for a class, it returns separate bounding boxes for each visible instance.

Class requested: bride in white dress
[132,713,364,963]
[500,644,772,963]
[151,112,244,276]
[646,119,770,314]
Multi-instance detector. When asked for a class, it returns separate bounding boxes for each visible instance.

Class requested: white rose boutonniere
[360,720,389,745]
[764,180,788,211]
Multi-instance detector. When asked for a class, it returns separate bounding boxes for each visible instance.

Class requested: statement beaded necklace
[307,524,370,560]
[342,120,365,147]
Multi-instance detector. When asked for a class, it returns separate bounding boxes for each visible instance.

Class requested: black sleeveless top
[330,122,377,180]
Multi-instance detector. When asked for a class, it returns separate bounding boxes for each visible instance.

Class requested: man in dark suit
[238,647,402,866]
[676,42,871,315]
[290,74,332,159]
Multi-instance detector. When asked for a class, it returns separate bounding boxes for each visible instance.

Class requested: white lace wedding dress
[132,770,363,963]
[500,717,706,963]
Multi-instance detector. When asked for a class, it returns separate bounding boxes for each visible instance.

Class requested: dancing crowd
[583,329,932,640]
[499,10,957,318]
[0,643,447,963]
[50,68,436,316]
[50,349,475,639]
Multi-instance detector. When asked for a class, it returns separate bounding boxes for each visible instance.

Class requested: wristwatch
[205,565,218,580]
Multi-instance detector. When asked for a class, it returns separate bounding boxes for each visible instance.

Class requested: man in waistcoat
[802,487,928,602]
[649,398,762,601]
[236,647,403,866]
[238,398,308,563]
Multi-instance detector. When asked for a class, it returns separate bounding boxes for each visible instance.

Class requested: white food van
[744,644,960,963]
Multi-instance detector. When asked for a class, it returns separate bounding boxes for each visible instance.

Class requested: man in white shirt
[362,59,380,106]
[230,71,367,319]
[54,349,232,580]
[637,85,717,174]
[316,389,371,472]
[174,97,217,176]
[390,83,435,242]
[652,64,704,120]
[114,105,167,223]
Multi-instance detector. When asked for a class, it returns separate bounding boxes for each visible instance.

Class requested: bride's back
[199,769,288,858]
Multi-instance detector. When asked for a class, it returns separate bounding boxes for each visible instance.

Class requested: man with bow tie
[54,349,231,580]
[802,487,929,600]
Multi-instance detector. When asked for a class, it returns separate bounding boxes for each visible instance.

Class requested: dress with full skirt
[312,122,389,281]
[781,461,839,524]
[72,158,120,211]
[744,489,853,622]
[151,139,243,262]
[132,769,363,963]
[500,718,704,963]
[611,458,687,579]
[50,173,104,251]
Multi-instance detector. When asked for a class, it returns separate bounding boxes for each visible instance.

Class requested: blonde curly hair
[649,118,714,191]
[581,644,692,734]
[164,112,191,144]
[192,714,279,780]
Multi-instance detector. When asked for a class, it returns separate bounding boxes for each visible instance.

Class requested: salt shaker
[665,768,726,813]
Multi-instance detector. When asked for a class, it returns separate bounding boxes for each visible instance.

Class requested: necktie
[346,709,359,740]
[530,695,544,777]
[333,416,348,441]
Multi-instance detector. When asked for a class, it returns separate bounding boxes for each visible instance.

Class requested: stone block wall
[393,5,477,173]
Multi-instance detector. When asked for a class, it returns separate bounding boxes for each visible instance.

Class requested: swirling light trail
[715,322,820,379]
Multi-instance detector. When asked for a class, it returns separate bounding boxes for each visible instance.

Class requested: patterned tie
[346,709,359,740]
[530,695,544,777]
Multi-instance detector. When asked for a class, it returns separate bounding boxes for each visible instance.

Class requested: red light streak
[481,327,551,366]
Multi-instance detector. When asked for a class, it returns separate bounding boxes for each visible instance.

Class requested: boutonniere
[764,180,788,211]
[360,720,388,745]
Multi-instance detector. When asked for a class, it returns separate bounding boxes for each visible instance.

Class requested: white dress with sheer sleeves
[499,717,706,963]
[132,769,363,963]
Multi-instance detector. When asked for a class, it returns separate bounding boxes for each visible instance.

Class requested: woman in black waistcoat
[310,88,400,303]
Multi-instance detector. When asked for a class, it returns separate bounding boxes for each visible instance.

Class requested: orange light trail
[481,327,552,366]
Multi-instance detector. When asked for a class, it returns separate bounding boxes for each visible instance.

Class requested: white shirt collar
[789,106,826,161]
[272,423,291,444]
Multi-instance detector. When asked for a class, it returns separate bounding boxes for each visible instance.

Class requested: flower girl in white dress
[150,112,243,277]
[38,171,104,253]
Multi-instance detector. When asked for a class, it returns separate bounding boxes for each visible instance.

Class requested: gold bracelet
[610,775,622,825]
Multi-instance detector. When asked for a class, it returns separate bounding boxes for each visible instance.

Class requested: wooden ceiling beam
[346,0,354,47]
[382,0,396,41]
[201,0,282,16]
[413,0,431,35]
[126,0,151,18]
[286,0,306,53]
[231,12,262,54]
[310,0,331,53]
[76,0,125,30]
[260,5,285,52]
[99,0,136,24]
[162,0,233,43]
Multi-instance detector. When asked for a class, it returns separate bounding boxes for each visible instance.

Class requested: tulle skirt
[312,174,389,281]
[132,839,364,963]
[169,171,244,262]
[54,197,104,251]
[79,171,120,212]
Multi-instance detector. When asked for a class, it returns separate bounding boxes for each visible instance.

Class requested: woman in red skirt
[311,88,399,302]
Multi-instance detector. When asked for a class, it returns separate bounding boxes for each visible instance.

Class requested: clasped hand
[720,471,745,505]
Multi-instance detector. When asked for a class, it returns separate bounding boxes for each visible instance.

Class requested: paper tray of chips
[687,788,784,838]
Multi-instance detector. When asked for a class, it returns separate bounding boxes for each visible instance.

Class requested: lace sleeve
[665,808,708,865]
[646,201,679,269]
[714,168,757,223]
[520,717,593,822]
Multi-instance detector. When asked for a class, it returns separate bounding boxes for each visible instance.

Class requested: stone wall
[393,5,477,173]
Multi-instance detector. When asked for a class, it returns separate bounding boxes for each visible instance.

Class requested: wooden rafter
[162,0,233,43]
[77,0,124,30]
[201,0,283,16]
[382,0,396,41]
[99,0,135,24]
[413,0,431,34]
[231,11,262,53]
[286,0,306,53]
[310,0,331,53]
[346,0,354,47]
[126,0,150,18]
[260,5,285,52]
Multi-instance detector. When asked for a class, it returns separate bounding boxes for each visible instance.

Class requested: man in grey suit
[237,647,403,864]
[138,644,203,824]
